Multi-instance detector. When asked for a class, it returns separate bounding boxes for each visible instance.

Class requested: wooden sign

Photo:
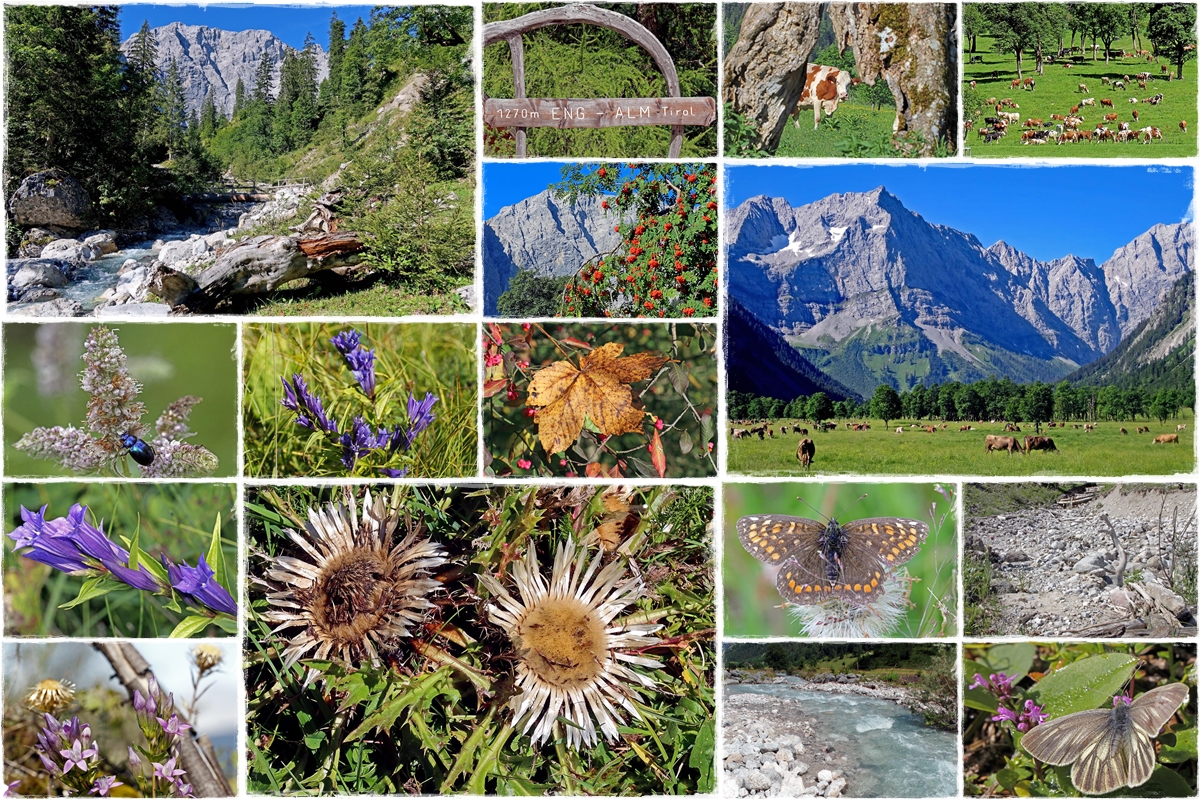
[483,3,715,157]
[484,97,716,129]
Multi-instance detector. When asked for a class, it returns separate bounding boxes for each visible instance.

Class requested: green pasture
[723,482,958,638]
[726,412,1194,476]
[965,33,1197,157]
[774,102,908,157]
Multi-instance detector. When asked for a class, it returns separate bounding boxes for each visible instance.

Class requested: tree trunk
[1015,48,1023,80]
[723,2,824,152]
[827,2,958,153]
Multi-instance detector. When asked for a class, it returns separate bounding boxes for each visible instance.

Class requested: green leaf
[678,429,694,455]
[128,519,141,570]
[59,576,123,610]
[168,614,214,638]
[243,502,284,524]
[345,668,455,743]
[213,616,237,634]
[1158,727,1197,763]
[303,730,326,750]
[1113,764,1195,797]
[1029,653,1137,717]
[206,512,229,590]
[689,717,716,792]
[668,361,688,395]
[996,767,1022,791]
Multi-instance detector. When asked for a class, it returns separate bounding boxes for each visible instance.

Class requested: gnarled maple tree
[527,343,668,455]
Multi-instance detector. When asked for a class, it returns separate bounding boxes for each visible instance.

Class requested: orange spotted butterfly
[737,512,929,606]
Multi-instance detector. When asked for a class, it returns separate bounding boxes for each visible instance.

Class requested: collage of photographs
[0,1,1197,798]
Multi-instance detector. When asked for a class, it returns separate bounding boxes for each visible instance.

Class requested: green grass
[965,33,1197,157]
[963,481,1089,516]
[723,483,958,638]
[242,323,477,478]
[727,413,1195,476]
[775,102,904,157]
[244,280,469,317]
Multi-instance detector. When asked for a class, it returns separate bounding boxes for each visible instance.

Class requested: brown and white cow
[792,63,858,130]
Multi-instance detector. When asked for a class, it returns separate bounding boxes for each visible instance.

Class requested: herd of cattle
[729,418,1187,468]
[968,59,1183,146]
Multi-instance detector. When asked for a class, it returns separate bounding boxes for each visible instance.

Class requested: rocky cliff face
[121,23,329,116]
[727,186,1193,393]
[483,190,629,314]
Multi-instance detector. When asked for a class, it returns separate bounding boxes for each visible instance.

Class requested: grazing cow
[1177,423,1188,431]
[1181,120,1188,133]
[1163,64,1170,73]
[1080,98,1095,107]
[798,428,809,436]
[1101,76,1112,85]
[1101,98,1114,108]
[986,97,998,106]
[768,428,775,438]
[923,425,937,433]
[1078,83,1089,93]
[1000,111,1021,124]
[1121,428,1128,435]
[1070,105,1080,115]
[1137,426,1149,434]
[796,437,815,469]
[1024,436,1058,454]
[780,425,789,435]
[985,434,1020,455]
[1118,120,1130,130]
[969,80,977,90]
[1004,423,1021,433]
[1105,112,1120,122]
[960,425,972,431]
[1133,109,1140,121]
[1024,77,1035,90]
[1114,80,1126,90]
[1011,78,1022,90]
[1154,434,1180,444]
[895,427,904,434]
[792,63,859,130]
[732,429,746,439]
[1129,96,1140,104]
[1052,113,1067,121]
[1000,98,1019,108]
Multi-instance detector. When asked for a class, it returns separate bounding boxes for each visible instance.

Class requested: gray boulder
[94,302,170,317]
[11,259,71,291]
[82,230,119,255]
[158,239,197,267]
[9,297,85,317]
[743,771,773,792]
[40,238,100,264]
[8,171,92,229]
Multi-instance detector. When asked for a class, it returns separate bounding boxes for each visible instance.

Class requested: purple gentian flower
[340,416,387,469]
[332,330,377,400]
[330,329,362,354]
[389,392,437,452]
[379,468,408,478]
[280,374,337,434]
[161,553,237,616]
[4,779,21,796]
[8,505,92,573]
[59,739,97,774]
[151,757,185,781]
[89,776,123,796]
[127,746,142,772]
[156,714,192,737]
[174,781,195,798]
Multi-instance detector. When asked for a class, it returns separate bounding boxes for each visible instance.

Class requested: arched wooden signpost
[483,4,716,157]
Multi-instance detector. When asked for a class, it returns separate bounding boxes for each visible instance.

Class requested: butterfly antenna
[795,495,830,521]
[836,493,870,518]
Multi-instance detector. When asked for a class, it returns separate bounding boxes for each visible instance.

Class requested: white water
[730,685,957,798]
[59,245,157,310]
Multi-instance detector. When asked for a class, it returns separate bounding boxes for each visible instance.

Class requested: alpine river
[729,683,958,797]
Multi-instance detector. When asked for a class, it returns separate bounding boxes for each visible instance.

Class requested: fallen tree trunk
[178,232,366,312]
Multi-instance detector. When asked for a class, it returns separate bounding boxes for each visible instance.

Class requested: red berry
[598,167,607,178]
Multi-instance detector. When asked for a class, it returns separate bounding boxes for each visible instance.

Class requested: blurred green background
[242,322,478,478]
[723,482,958,637]
[4,483,237,637]
[3,323,238,477]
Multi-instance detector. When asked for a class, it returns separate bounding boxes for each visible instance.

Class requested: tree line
[4,5,472,231]
[724,642,950,672]
[964,3,1196,77]
[730,379,1193,427]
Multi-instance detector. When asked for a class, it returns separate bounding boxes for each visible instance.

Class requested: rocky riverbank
[722,672,953,798]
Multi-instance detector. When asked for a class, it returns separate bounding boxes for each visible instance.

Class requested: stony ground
[966,485,1196,636]
[721,674,941,798]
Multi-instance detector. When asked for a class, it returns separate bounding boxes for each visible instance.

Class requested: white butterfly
[1020,682,1190,796]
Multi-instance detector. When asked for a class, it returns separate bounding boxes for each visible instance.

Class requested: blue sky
[118,5,377,50]
[484,163,640,218]
[726,164,1193,261]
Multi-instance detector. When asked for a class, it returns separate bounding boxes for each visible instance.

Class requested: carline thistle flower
[254,490,447,671]
[14,326,218,477]
[478,537,665,750]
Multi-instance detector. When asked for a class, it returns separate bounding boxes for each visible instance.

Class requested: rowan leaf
[649,429,667,477]
[525,343,667,455]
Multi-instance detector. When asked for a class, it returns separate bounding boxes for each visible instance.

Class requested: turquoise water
[730,684,958,798]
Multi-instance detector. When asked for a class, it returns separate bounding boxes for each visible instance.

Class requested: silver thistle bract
[14,327,218,477]
[255,490,447,670]
[479,537,664,751]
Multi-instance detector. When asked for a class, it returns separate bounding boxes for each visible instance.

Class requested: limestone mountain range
[120,22,329,116]
[727,187,1192,396]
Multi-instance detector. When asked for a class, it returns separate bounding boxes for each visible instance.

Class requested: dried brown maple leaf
[526,342,668,455]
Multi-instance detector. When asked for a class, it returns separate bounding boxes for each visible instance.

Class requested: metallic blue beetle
[119,433,156,467]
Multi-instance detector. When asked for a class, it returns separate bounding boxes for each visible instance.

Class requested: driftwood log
[725,3,958,155]
[290,190,344,234]
[93,642,233,797]
[174,232,366,312]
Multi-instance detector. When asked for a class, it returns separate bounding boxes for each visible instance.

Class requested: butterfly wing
[737,515,825,567]
[1021,708,1113,767]
[839,517,930,575]
[1127,683,1190,738]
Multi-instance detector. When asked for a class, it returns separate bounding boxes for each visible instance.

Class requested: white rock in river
[40,238,99,263]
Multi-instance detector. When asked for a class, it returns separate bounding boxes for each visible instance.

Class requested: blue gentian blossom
[161,554,237,616]
[340,416,390,469]
[387,392,439,453]
[331,330,377,400]
[9,505,160,590]
[280,374,338,434]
